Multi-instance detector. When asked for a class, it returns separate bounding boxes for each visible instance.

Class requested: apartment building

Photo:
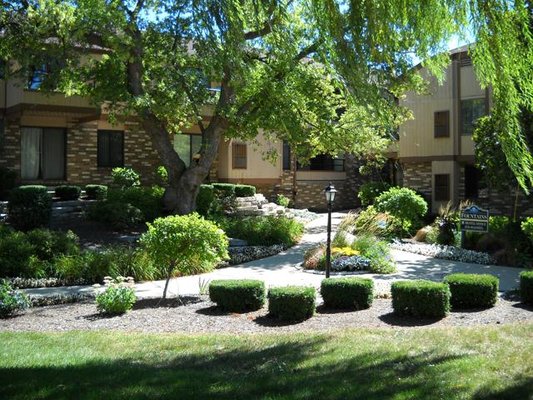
[0,66,360,211]
[396,45,532,216]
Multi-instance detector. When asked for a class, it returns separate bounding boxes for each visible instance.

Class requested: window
[298,154,345,172]
[283,141,291,170]
[434,174,450,201]
[97,130,124,167]
[434,111,450,138]
[173,134,202,167]
[232,143,247,169]
[21,127,65,180]
[27,58,64,91]
[461,98,485,136]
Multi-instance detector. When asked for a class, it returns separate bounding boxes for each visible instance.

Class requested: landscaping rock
[391,240,494,265]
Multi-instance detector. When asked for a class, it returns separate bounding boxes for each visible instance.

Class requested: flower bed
[391,240,493,265]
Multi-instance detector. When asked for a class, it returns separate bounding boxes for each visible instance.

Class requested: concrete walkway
[24,212,525,299]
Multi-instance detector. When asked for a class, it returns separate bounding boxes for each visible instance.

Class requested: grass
[0,325,532,399]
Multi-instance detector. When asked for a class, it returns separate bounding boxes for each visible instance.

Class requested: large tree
[1,1,532,214]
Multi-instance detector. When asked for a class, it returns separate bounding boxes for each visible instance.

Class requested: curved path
[25,212,525,299]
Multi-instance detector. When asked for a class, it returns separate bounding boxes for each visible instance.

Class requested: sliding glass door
[21,127,65,180]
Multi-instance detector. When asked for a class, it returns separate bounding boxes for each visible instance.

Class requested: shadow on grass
[0,334,496,400]
[472,377,533,400]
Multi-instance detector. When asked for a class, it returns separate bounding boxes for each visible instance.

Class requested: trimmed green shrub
[391,280,451,318]
[25,229,79,261]
[375,187,428,232]
[197,184,215,216]
[85,184,108,200]
[444,273,499,309]
[358,181,391,206]
[7,185,52,231]
[209,279,266,312]
[55,185,81,201]
[96,277,136,314]
[216,215,304,247]
[268,286,316,321]
[212,183,236,197]
[321,278,374,310]
[519,270,533,305]
[0,167,17,201]
[111,167,140,188]
[140,213,229,298]
[234,184,256,197]
[0,280,30,318]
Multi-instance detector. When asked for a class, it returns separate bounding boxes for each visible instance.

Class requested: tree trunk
[142,111,227,215]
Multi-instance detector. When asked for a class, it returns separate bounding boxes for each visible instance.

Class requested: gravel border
[1,296,531,333]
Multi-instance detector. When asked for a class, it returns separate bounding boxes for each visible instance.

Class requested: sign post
[460,204,489,247]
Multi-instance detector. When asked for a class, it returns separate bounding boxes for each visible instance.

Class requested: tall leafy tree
[0,0,397,213]
[1,1,532,213]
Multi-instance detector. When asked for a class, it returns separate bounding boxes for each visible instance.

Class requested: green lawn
[1,325,532,400]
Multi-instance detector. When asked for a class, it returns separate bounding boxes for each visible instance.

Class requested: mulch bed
[1,296,532,333]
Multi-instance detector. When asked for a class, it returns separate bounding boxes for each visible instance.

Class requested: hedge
[7,185,52,231]
[55,185,81,201]
[235,184,256,197]
[85,184,108,200]
[268,286,316,321]
[520,270,533,305]
[391,280,450,318]
[320,277,374,310]
[212,183,236,197]
[209,279,265,312]
[444,273,498,309]
[197,184,215,216]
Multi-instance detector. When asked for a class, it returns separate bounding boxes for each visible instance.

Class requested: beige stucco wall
[399,66,455,158]
[221,131,282,181]
[460,66,484,99]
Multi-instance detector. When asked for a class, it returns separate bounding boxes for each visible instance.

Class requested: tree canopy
[1,0,532,211]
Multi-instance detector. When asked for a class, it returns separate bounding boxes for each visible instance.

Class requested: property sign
[460,205,489,233]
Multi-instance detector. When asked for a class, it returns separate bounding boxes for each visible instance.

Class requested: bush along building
[395,45,533,217]
[0,65,362,211]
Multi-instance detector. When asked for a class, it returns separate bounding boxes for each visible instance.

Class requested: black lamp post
[324,182,337,279]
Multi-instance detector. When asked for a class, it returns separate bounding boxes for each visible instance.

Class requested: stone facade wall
[401,162,433,200]
[1,117,161,186]
[0,118,22,175]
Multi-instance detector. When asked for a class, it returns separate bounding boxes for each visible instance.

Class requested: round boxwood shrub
[55,185,81,201]
[374,187,428,232]
[444,273,499,309]
[209,279,265,312]
[520,270,533,305]
[235,184,256,197]
[7,185,52,231]
[85,184,108,200]
[358,181,391,206]
[321,277,374,310]
[268,286,316,321]
[391,280,451,318]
